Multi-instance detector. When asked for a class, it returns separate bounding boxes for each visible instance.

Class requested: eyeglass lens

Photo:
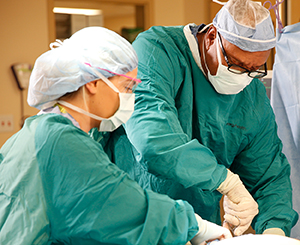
[120,78,139,93]
[228,64,267,78]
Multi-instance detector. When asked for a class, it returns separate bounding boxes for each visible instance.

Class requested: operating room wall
[0,0,47,147]
[153,0,210,26]
[289,0,300,24]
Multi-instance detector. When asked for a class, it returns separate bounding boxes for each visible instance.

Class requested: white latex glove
[190,214,232,245]
[263,228,285,236]
[217,169,259,236]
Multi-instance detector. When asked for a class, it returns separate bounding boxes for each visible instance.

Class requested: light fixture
[53,7,102,16]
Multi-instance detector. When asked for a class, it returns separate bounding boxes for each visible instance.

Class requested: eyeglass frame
[84,62,141,93]
[217,33,268,79]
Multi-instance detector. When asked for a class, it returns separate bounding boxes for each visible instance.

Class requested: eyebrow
[218,35,262,69]
[228,54,264,70]
[226,54,244,66]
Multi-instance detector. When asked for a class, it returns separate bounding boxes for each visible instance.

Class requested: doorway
[48,0,153,43]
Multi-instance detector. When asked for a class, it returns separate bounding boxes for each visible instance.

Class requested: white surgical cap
[213,0,276,52]
[28,26,138,109]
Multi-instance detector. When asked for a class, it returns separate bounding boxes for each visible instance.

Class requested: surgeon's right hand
[190,214,232,245]
[217,169,258,236]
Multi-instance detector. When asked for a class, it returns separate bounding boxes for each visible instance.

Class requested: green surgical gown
[0,113,198,244]
[121,25,298,235]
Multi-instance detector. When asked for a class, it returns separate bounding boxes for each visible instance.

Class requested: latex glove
[222,194,258,236]
[190,214,232,245]
[217,169,258,236]
[263,228,285,236]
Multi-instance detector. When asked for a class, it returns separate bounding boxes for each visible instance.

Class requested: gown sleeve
[230,94,298,235]
[126,27,227,191]
[35,115,198,244]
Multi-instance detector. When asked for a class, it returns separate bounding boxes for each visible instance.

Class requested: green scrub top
[121,24,298,235]
[0,113,198,244]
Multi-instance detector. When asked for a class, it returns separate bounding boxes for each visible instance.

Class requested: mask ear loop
[215,35,223,65]
[57,66,115,121]
[82,86,89,112]
[202,35,210,76]
[90,67,120,93]
[84,61,120,93]
[58,78,117,123]
[58,100,107,121]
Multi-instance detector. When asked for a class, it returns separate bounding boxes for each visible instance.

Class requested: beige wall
[288,0,300,25]
[153,0,210,26]
[0,0,48,146]
[104,15,136,35]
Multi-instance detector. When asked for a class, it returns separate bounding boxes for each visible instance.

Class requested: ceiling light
[53,7,102,16]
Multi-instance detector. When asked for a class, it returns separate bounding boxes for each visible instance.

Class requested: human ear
[85,80,98,95]
[205,26,218,50]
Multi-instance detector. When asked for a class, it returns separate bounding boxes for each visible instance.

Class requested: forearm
[143,191,199,244]
[252,167,298,236]
[232,152,298,235]
[126,116,227,190]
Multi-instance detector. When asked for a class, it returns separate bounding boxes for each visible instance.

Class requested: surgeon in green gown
[122,0,298,237]
[0,27,232,244]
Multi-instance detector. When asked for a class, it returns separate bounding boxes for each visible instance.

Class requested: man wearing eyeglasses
[122,0,298,238]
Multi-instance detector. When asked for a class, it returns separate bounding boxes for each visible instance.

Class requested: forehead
[221,37,271,66]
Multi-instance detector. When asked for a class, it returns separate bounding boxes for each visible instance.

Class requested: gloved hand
[263,228,285,236]
[217,169,259,236]
[190,214,232,245]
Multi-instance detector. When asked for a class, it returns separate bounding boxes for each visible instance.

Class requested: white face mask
[99,92,135,132]
[203,36,252,95]
[58,71,135,132]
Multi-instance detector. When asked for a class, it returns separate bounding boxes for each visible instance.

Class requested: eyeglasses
[84,63,141,93]
[217,33,268,79]
[97,68,141,93]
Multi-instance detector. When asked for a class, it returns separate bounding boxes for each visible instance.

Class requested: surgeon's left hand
[222,187,258,236]
[217,169,258,236]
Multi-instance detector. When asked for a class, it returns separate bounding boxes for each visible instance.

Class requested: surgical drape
[271,22,300,239]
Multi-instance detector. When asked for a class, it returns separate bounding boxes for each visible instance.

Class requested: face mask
[58,71,135,132]
[99,92,135,132]
[203,36,252,95]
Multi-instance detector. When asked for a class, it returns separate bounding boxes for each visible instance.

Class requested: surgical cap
[213,0,276,52]
[28,26,138,109]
